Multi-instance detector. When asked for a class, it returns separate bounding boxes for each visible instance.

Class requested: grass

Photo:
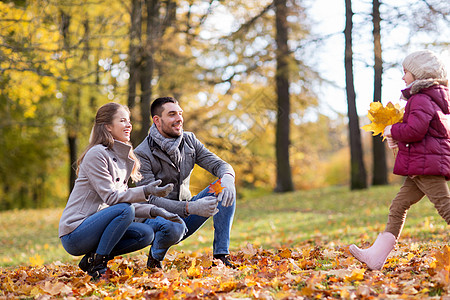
[0,184,448,268]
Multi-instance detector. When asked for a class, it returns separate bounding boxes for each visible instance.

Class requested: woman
[59,102,186,279]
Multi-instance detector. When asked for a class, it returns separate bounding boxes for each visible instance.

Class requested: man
[135,97,236,268]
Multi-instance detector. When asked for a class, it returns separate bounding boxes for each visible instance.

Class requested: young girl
[350,50,450,270]
[59,102,186,279]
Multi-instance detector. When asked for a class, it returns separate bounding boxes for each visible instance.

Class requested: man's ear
[153,115,160,127]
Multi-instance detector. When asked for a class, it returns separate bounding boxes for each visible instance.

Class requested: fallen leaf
[345,268,365,282]
[29,254,44,266]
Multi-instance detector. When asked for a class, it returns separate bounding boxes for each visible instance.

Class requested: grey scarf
[150,124,183,166]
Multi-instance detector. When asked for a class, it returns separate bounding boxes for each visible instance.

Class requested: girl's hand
[386,136,398,149]
[384,125,392,137]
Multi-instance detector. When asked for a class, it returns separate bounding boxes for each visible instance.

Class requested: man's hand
[143,180,174,197]
[187,196,219,217]
[218,174,236,207]
[150,206,184,224]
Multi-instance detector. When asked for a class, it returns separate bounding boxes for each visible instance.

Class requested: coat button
[123,180,127,184]
[116,178,120,182]
[113,158,117,162]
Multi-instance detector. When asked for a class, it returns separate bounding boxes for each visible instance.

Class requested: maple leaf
[208,179,224,196]
[29,254,44,266]
[187,259,202,278]
[361,101,404,139]
[345,268,365,282]
[432,245,450,273]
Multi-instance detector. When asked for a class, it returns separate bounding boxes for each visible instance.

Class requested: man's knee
[164,221,187,243]
[141,229,155,246]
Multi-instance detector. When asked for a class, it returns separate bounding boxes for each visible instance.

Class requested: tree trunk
[60,9,79,193]
[134,0,158,144]
[274,0,294,192]
[345,0,367,190]
[128,0,143,146]
[68,135,77,191]
[128,0,142,110]
[371,0,388,185]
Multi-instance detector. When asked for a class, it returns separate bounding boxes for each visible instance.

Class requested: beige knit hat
[402,50,447,80]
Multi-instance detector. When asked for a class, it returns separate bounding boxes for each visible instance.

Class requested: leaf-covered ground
[1,185,449,298]
[1,242,450,299]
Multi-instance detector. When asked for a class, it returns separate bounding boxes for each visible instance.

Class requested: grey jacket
[59,141,155,237]
[134,131,235,218]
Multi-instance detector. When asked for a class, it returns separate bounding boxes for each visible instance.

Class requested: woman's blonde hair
[76,102,142,182]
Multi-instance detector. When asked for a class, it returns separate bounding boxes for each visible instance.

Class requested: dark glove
[150,206,184,224]
[143,180,174,197]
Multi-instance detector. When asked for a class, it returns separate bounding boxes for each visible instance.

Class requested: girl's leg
[385,176,424,238]
[60,203,135,256]
[350,177,424,270]
[413,175,450,225]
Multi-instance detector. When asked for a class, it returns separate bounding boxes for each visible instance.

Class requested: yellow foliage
[29,254,44,266]
[187,259,202,278]
[344,268,365,282]
[432,245,450,273]
[361,101,404,139]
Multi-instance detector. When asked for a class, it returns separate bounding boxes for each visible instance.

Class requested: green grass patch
[0,185,448,267]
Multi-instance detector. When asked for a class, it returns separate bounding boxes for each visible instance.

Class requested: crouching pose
[59,102,186,279]
[134,97,237,268]
[350,50,450,270]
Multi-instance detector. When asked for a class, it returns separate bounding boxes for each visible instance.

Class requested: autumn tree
[54,1,130,191]
[371,0,387,186]
[0,2,66,208]
[345,0,367,190]
[189,0,319,192]
[274,0,294,192]
[0,0,130,205]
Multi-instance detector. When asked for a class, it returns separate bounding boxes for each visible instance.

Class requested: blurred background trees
[0,0,448,209]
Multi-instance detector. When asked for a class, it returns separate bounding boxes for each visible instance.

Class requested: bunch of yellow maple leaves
[362,101,405,157]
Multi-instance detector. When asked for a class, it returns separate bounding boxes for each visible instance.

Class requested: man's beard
[161,122,182,138]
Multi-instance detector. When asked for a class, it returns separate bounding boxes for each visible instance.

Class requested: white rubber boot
[349,232,396,270]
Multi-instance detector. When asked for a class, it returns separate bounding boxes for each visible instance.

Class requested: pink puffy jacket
[391,79,450,179]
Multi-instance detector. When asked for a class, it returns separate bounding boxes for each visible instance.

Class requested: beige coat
[59,141,151,237]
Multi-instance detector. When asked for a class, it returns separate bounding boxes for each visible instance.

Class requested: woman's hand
[143,180,174,197]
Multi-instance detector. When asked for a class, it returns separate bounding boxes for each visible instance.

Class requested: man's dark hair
[151,97,178,117]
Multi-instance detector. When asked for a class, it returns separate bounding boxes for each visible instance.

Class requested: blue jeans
[61,203,152,257]
[144,183,236,255]
[143,217,187,261]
